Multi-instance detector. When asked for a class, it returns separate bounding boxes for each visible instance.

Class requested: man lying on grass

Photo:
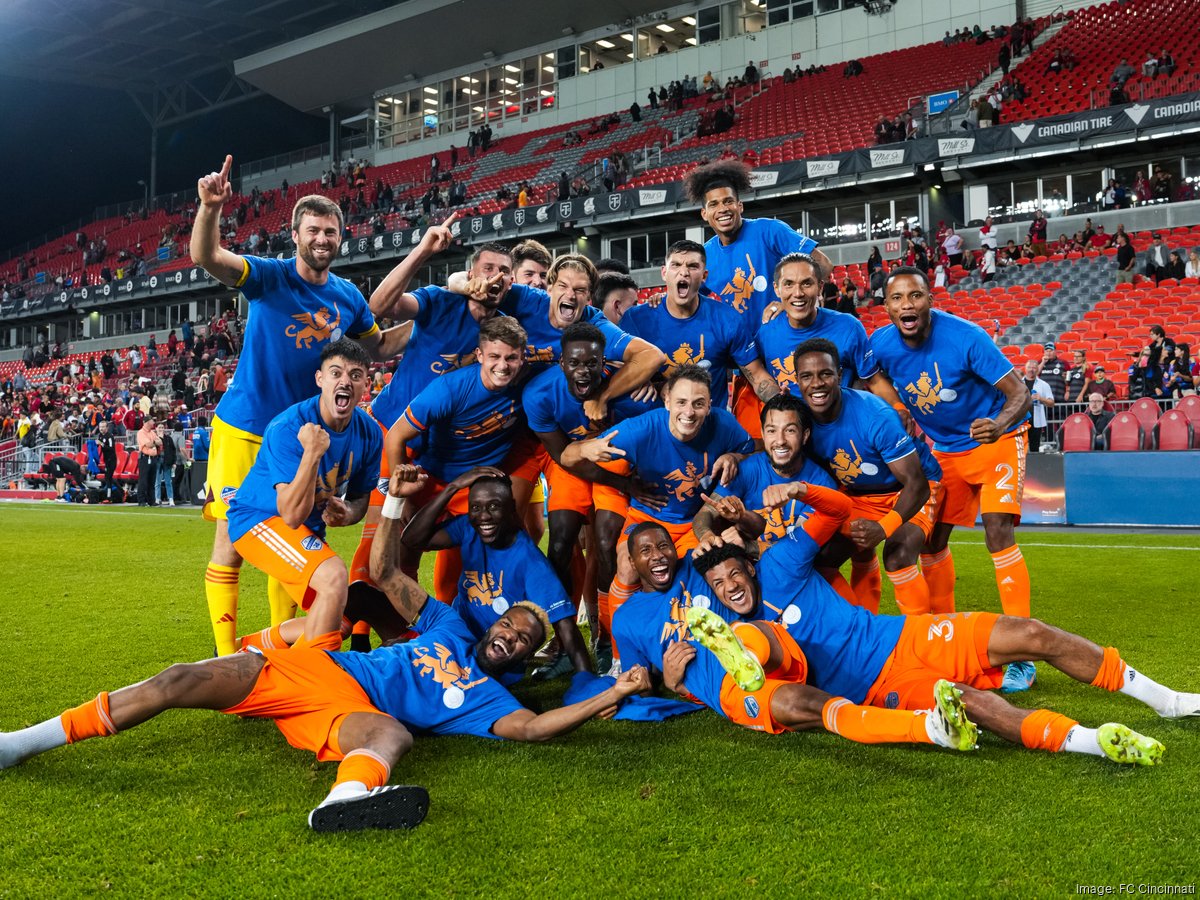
[0,465,650,834]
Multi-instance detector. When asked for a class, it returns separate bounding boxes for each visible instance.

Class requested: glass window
[869,201,894,238]
[987,182,1011,218]
[766,0,791,26]
[806,206,836,243]
[556,45,576,80]
[1012,179,1038,217]
[817,0,841,13]
[836,203,867,242]
[698,6,722,43]
[1041,175,1068,218]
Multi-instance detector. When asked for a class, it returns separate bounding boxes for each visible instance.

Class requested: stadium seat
[1059,414,1097,452]
[1155,410,1194,450]
[1105,413,1144,451]
[1176,394,1200,427]
[1128,397,1163,436]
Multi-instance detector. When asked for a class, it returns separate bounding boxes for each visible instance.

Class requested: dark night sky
[1,74,329,257]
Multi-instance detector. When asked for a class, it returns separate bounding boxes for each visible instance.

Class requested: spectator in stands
[1151,167,1173,203]
[874,115,892,144]
[744,61,760,84]
[1023,359,1055,452]
[1027,210,1048,256]
[980,245,997,283]
[1165,251,1186,281]
[1126,349,1161,401]
[1082,364,1119,403]
[1144,233,1170,284]
[1142,51,1159,79]
[1111,59,1135,86]
[1067,349,1093,402]
[1147,325,1176,368]
[1114,232,1137,285]
[842,59,864,78]
[942,227,964,268]
[1040,343,1070,405]
[976,96,994,128]
[837,278,860,316]
[45,410,68,447]
[1109,83,1129,106]
[1132,170,1152,204]
[962,99,980,130]
[1164,343,1196,398]
[211,363,228,402]
[1158,49,1176,77]
[1083,393,1115,447]
[1185,250,1200,279]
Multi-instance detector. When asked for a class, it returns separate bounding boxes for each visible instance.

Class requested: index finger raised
[442,211,460,229]
[219,154,233,179]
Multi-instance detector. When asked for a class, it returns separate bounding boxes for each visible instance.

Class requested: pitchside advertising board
[10,92,1200,321]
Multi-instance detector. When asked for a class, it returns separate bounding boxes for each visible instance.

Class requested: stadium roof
[0,0,671,117]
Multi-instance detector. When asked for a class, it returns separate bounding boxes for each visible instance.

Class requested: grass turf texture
[1,503,1198,897]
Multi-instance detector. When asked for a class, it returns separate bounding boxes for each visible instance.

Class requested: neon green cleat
[1097,723,1164,766]
[685,606,765,692]
[927,679,979,752]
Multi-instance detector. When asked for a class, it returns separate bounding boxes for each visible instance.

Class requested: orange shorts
[222,647,380,762]
[732,376,763,441]
[718,622,809,734]
[843,481,941,540]
[621,507,700,555]
[233,516,339,609]
[503,428,548,486]
[864,611,1005,711]
[593,459,631,518]
[934,426,1028,527]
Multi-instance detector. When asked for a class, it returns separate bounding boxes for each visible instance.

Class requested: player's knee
[151,662,210,700]
[375,717,414,760]
[311,558,349,596]
[1002,616,1054,657]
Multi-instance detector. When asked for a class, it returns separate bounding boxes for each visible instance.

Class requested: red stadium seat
[1128,397,1162,435]
[1105,413,1144,451]
[1155,410,1194,450]
[1176,394,1200,427]
[1059,414,1097,452]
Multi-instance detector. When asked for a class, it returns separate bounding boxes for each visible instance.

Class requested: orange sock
[433,547,462,604]
[293,631,345,652]
[818,567,860,607]
[61,692,117,743]
[1019,708,1078,752]
[1089,646,1127,692]
[596,590,612,642]
[351,620,372,637]
[887,565,931,616]
[240,624,286,652]
[822,697,931,745]
[850,557,881,613]
[332,748,391,791]
[731,623,772,667]
[991,545,1030,617]
[349,525,376,587]
[606,578,639,633]
[919,549,957,614]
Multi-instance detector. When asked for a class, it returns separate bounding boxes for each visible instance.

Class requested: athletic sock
[731,622,772,667]
[606,578,639,634]
[292,631,345,652]
[1019,708,1078,753]
[596,590,612,642]
[822,697,931,745]
[1090,647,1177,714]
[60,692,118,744]
[0,717,69,768]
[850,557,881,613]
[240,624,286,652]
[817,567,860,607]
[205,563,241,656]
[349,525,376,587]
[1060,724,1106,758]
[990,545,1031,618]
[266,577,297,627]
[320,748,392,807]
[919,549,957,614]
[432,547,462,604]
[886,565,931,615]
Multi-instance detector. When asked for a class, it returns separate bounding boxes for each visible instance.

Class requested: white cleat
[308,784,429,833]
[1159,692,1200,719]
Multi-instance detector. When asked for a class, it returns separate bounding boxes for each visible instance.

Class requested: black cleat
[308,785,429,833]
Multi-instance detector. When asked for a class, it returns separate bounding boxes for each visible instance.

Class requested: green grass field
[1,503,1198,897]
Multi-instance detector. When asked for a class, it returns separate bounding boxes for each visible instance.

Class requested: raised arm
[370,214,459,320]
[370,464,435,623]
[739,358,782,403]
[189,155,247,287]
[589,339,666,420]
[401,466,504,551]
[491,666,651,741]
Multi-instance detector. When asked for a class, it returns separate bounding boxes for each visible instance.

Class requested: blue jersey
[217,256,378,436]
[442,512,574,642]
[703,218,819,324]
[400,363,523,482]
[756,528,905,703]
[756,307,877,394]
[601,407,754,524]
[620,299,757,410]
[329,599,524,739]
[870,310,1026,452]
[500,284,633,370]
[712,451,837,549]
[610,556,737,672]
[227,396,382,542]
[807,389,942,493]
[523,365,657,441]
[370,285,483,430]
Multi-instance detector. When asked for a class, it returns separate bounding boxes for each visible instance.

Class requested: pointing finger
[219,154,232,180]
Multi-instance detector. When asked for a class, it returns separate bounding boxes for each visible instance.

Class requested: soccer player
[511,239,552,290]
[523,322,660,650]
[694,393,837,555]
[758,254,911,423]
[348,231,503,617]
[616,522,975,749]
[683,160,831,439]
[562,364,754,633]
[191,154,406,656]
[870,267,1035,689]
[400,467,589,682]
[791,338,943,615]
[695,521,1199,766]
[226,340,382,650]
[619,239,778,414]
[383,317,541,596]
[595,271,640,325]
[0,466,651,833]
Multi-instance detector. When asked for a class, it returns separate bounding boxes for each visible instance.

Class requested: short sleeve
[402,378,452,433]
[729,310,760,368]
[587,307,633,360]
[871,405,918,466]
[347,421,383,495]
[344,285,379,339]
[965,326,1017,386]
[263,417,304,488]
[522,373,559,434]
[849,321,879,379]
